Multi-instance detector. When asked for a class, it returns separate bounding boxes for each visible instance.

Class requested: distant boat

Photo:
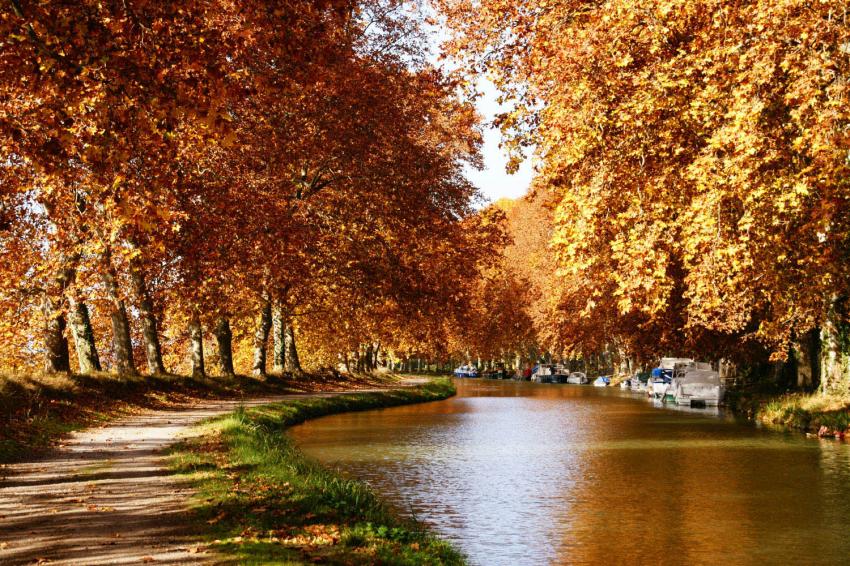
[532,364,560,383]
[567,371,588,385]
[453,365,479,378]
[630,371,650,392]
[593,376,610,387]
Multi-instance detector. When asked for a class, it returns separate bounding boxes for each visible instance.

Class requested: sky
[465,79,534,205]
[419,9,533,206]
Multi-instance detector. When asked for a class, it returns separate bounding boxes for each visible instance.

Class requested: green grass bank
[169,378,464,565]
[727,389,850,438]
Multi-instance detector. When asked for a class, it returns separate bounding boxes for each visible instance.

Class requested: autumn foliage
[0,0,497,377]
[5,1,850,388]
[439,0,850,386]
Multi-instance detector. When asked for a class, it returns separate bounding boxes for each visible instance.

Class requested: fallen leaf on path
[0,541,8,549]
[140,556,156,563]
[207,511,226,524]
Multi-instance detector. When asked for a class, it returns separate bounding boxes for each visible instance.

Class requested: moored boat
[674,368,725,407]
[630,371,649,393]
[567,371,588,385]
[453,365,479,378]
[593,376,610,387]
[532,364,557,383]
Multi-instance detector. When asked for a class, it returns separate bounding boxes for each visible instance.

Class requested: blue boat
[593,376,610,387]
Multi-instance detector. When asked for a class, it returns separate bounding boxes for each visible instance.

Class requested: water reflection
[289,380,850,565]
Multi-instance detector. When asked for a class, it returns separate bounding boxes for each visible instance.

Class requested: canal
[288,379,850,565]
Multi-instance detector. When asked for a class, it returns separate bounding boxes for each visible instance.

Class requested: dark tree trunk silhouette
[214,317,235,377]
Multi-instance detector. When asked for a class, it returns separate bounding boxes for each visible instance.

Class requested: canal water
[288,380,850,565]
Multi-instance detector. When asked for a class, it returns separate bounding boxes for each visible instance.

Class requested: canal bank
[291,378,850,566]
[726,388,850,439]
[169,379,464,565]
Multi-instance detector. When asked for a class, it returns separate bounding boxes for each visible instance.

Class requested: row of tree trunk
[340,343,383,373]
[41,255,302,379]
[249,294,302,378]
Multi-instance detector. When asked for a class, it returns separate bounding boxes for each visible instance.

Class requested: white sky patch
[464,77,533,205]
[422,5,533,206]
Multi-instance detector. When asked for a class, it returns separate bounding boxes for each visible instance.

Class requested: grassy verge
[725,385,850,438]
[748,391,850,438]
[0,370,391,463]
[169,379,464,565]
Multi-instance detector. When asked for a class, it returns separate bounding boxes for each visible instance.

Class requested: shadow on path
[0,391,381,565]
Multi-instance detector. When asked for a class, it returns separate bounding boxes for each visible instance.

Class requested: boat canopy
[680,369,721,385]
[659,357,694,370]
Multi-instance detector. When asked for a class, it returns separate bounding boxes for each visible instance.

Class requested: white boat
[619,379,632,389]
[567,371,588,385]
[674,368,725,407]
[593,376,610,387]
[630,373,648,392]
[648,376,669,398]
[532,364,555,383]
[453,365,479,378]
[648,358,696,399]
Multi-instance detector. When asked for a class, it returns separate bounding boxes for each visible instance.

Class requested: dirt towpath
[0,382,428,565]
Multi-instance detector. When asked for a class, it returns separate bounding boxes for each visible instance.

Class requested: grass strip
[756,391,850,437]
[726,387,850,438]
[170,378,464,565]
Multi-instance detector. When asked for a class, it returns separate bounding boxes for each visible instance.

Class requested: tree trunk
[41,294,70,373]
[67,297,101,373]
[616,346,629,378]
[57,254,100,373]
[189,316,205,378]
[820,298,849,392]
[101,249,137,375]
[796,328,821,389]
[272,305,285,373]
[129,258,165,375]
[214,317,235,377]
[251,292,272,377]
[284,321,301,373]
[365,343,374,372]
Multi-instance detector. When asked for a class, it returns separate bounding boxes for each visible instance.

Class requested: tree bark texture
[272,305,285,373]
[189,316,205,378]
[284,321,301,373]
[41,293,70,373]
[820,298,849,392]
[795,328,821,389]
[214,317,235,377]
[129,257,165,375]
[67,296,101,373]
[101,249,137,375]
[251,292,272,377]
